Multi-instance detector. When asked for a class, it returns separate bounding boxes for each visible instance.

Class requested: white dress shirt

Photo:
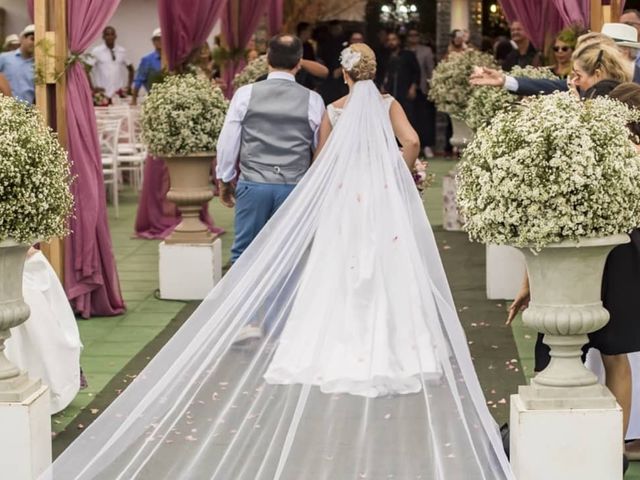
[87,43,131,98]
[216,72,326,183]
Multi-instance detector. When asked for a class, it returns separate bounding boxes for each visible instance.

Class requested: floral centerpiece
[465,66,559,131]
[457,92,640,249]
[140,73,229,244]
[233,55,268,89]
[428,49,497,120]
[0,93,73,386]
[458,92,640,394]
[0,95,73,243]
[141,74,228,156]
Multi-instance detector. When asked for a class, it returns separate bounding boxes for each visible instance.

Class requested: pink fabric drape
[499,0,568,49]
[550,0,590,27]
[27,0,34,20]
[64,0,125,318]
[221,0,270,96]
[158,0,227,71]
[134,156,223,239]
[267,0,285,37]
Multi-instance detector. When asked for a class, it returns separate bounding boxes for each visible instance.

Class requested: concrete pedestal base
[486,245,526,300]
[442,170,464,232]
[510,393,622,480]
[159,238,222,300]
[0,384,51,480]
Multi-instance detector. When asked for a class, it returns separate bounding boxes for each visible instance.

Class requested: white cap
[601,23,640,49]
[152,28,161,39]
[3,34,19,47]
[21,24,35,37]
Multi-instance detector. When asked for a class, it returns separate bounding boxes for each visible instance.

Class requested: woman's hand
[506,274,530,325]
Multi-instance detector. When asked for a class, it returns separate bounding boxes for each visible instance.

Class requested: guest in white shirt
[216,34,325,267]
[86,26,134,99]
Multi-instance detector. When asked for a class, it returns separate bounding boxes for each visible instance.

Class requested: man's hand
[469,67,506,87]
[219,181,236,208]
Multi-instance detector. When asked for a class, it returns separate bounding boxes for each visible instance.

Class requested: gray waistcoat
[240,78,314,184]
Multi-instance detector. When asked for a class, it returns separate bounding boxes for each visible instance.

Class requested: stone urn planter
[0,241,41,401]
[443,119,474,232]
[163,152,215,245]
[449,117,474,151]
[518,234,629,404]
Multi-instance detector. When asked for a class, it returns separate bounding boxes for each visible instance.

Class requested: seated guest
[5,248,82,414]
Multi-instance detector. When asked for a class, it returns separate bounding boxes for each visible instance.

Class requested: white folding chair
[117,107,147,190]
[96,117,122,218]
[95,105,146,190]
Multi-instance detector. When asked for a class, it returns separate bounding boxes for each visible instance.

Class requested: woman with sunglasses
[550,27,580,78]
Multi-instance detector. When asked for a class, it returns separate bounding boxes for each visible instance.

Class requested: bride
[46,43,513,479]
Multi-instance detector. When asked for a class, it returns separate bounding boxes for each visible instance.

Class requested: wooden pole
[590,0,603,32]
[34,0,66,281]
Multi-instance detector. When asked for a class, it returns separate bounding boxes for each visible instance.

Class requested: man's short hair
[268,35,303,70]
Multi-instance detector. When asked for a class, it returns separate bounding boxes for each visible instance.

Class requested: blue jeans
[230,180,296,263]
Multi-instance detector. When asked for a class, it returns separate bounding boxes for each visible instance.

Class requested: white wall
[2,0,31,39]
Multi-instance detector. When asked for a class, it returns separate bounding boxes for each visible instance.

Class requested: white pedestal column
[510,392,622,480]
[443,170,464,232]
[486,245,526,299]
[0,384,51,480]
[159,238,222,300]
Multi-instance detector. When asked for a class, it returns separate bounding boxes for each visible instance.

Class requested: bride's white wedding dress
[45,81,513,480]
[264,96,440,397]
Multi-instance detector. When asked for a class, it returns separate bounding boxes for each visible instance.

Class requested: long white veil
[44,80,513,479]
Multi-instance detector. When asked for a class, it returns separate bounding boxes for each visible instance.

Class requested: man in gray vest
[216,34,325,264]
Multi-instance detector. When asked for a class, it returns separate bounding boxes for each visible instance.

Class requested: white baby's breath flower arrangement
[428,49,497,119]
[141,74,228,156]
[233,55,268,89]
[0,95,73,243]
[458,92,640,249]
[465,66,559,130]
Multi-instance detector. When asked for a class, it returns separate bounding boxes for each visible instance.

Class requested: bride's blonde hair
[341,43,377,81]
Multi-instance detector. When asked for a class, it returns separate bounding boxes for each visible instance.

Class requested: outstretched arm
[301,59,329,79]
[389,100,420,171]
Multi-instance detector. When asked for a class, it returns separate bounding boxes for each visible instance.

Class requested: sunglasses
[553,46,572,52]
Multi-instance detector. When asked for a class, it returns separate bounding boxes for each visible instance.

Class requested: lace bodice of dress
[327,94,394,127]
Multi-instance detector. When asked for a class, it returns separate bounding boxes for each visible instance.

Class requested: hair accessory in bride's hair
[340,47,362,71]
